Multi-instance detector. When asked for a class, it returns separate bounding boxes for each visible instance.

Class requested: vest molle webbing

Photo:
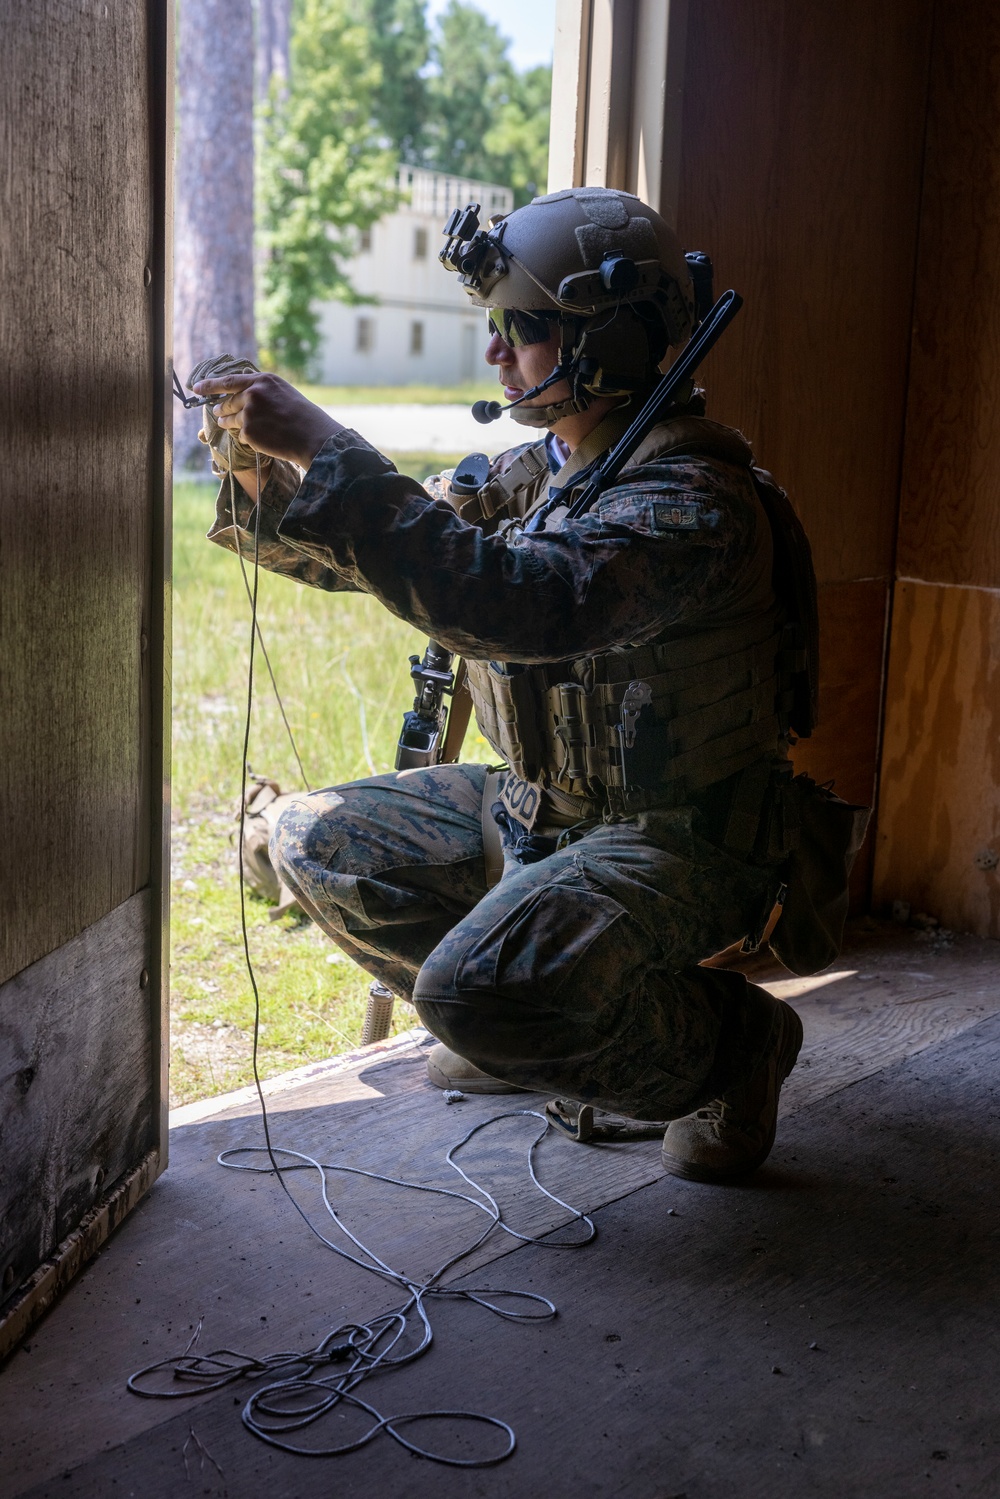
[455,415,817,822]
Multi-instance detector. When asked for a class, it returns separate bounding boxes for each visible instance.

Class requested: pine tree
[256,0,292,102]
[174,0,257,472]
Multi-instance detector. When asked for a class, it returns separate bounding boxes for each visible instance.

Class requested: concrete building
[314,166,514,386]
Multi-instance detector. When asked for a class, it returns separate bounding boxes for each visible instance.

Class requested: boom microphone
[471,367,568,424]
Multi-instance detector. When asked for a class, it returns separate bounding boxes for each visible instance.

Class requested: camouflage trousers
[270,764,783,1121]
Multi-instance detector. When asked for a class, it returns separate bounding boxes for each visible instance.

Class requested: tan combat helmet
[440,187,698,423]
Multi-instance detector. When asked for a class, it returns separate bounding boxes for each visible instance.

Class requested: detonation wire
[229,472,311,791]
[129,450,597,1467]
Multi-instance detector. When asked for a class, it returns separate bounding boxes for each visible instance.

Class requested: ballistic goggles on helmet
[487,307,561,349]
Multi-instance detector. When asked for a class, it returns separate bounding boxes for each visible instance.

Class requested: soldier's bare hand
[192,372,343,469]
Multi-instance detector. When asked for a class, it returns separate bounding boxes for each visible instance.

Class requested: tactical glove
[188,353,263,474]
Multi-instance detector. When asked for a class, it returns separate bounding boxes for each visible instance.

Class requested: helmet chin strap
[510,390,591,427]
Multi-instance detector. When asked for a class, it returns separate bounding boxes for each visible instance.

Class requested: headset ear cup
[570,305,668,398]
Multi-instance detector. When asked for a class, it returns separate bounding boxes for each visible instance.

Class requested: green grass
[299,380,496,407]
[170,456,493,1106]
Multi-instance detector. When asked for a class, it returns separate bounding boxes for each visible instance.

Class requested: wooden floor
[3,921,1000,1498]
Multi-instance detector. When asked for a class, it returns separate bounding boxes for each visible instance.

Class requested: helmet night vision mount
[440,188,704,427]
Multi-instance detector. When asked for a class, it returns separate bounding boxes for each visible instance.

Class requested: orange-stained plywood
[793,580,888,907]
[874,581,1000,934]
[676,0,932,588]
[896,0,1000,590]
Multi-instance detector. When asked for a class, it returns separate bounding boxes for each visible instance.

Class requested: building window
[355,316,374,353]
[413,226,428,260]
[409,320,424,356]
[359,226,372,253]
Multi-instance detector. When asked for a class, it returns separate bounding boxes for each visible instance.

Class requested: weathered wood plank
[0,891,156,1317]
[876,0,1000,940]
[0,0,157,984]
[0,1149,159,1364]
[675,1,932,876]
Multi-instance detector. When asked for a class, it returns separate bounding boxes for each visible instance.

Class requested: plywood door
[0,0,171,1353]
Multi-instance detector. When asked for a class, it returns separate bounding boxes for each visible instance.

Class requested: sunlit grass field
[170,456,493,1106]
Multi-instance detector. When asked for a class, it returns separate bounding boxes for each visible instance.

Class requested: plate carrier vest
[447,417,819,843]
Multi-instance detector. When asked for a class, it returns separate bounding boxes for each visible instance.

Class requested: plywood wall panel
[874,581,1000,934]
[896,1,1000,590]
[676,0,932,587]
[0,1,155,983]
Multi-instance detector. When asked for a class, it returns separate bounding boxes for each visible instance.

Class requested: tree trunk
[174,0,257,474]
[256,0,291,102]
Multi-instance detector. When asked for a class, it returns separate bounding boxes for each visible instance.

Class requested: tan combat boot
[426,1043,527,1094]
[661,1000,803,1182]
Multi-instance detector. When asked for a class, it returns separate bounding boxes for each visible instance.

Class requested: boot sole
[661,1005,804,1184]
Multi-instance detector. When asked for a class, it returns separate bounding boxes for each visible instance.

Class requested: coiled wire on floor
[128,453,597,1467]
[129,1109,596,1463]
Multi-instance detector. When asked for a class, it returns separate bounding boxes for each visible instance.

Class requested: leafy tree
[256,0,399,375]
[422,1,551,205]
[484,62,552,204]
[365,0,431,163]
[423,1,511,179]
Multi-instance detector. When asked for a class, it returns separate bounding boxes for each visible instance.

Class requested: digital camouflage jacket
[207,415,782,836]
[207,419,773,664]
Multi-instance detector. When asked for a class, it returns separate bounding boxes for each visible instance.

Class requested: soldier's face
[485,325,569,409]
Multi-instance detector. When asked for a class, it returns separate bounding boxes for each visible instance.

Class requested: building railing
[397,166,513,219]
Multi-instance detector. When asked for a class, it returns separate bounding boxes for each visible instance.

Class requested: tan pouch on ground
[238,775,304,920]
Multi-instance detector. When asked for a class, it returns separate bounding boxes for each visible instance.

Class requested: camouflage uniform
[208,423,786,1120]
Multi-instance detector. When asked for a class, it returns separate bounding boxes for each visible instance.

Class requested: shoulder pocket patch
[651,495,719,533]
[596,480,721,532]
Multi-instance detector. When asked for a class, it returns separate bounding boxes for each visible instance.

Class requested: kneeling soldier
[195,186,825,1183]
